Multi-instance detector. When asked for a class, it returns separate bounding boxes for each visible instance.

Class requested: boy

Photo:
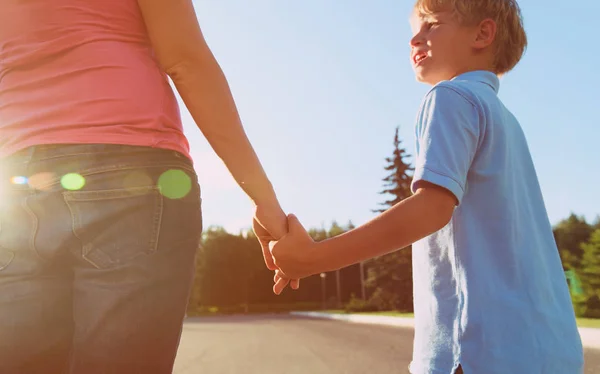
[266,0,585,373]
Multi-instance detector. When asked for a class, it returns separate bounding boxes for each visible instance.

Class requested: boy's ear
[473,18,497,50]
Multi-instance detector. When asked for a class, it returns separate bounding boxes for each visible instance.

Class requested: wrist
[309,240,339,276]
[249,183,279,208]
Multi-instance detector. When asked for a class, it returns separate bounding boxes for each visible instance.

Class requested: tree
[346,221,356,231]
[307,227,328,242]
[592,216,600,232]
[366,126,415,311]
[553,214,594,270]
[373,126,414,213]
[576,229,600,317]
[189,224,351,315]
[191,227,264,309]
[328,221,346,307]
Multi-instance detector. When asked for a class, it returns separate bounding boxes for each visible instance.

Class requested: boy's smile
[412,50,428,67]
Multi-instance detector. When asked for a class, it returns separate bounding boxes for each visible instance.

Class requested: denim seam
[22,195,47,263]
[64,194,84,266]
[63,185,162,201]
[30,163,196,191]
[151,190,164,254]
[17,146,184,161]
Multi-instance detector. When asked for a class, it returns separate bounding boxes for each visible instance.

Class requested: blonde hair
[414,0,527,75]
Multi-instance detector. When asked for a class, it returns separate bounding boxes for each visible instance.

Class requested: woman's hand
[253,204,300,294]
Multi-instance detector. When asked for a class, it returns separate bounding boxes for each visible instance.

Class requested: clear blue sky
[179,0,599,233]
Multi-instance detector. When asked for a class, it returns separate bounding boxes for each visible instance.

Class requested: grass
[322,309,414,318]
[322,310,599,328]
[576,318,600,328]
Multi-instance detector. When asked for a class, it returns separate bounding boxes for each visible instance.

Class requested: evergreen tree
[346,220,356,231]
[373,126,414,213]
[328,221,345,237]
[366,126,415,311]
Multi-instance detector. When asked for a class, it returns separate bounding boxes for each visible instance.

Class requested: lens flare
[61,173,86,190]
[28,172,56,190]
[11,176,28,185]
[157,169,192,199]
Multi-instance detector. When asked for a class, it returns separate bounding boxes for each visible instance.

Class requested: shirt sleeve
[410,85,481,205]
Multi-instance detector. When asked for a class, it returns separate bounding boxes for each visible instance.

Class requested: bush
[344,294,379,313]
[573,294,600,319]
[367,287,400,311]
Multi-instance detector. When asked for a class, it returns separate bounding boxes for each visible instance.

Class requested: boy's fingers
[275,270,300,290]
[273,277,289,295]
[290,279,300,289]
[274,270,283,283]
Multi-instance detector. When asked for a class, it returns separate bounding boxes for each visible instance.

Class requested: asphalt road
[174,314,600,374]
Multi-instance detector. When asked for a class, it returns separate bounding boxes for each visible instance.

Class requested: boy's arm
[269,182,456,279]
[270,86,480,279]
[313,182,456,273]
[313,87,480,274]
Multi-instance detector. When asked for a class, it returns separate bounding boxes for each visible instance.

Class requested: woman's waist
[0,64,182,135]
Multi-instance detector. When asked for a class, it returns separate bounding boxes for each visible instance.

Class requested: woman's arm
[137,0,280,211]
[137,0,299,292]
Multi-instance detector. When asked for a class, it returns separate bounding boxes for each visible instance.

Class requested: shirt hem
[0,137,193,163]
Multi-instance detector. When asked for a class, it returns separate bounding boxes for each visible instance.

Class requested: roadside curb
[290,311,600,349]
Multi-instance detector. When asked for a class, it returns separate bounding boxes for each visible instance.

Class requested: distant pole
[320,273,327,310]
[359,262,366,300]
[335,270,341,307]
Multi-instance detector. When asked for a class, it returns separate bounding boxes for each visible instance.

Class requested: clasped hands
[253,203,319,295]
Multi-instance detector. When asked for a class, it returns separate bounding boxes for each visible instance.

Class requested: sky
[178,0,600,233]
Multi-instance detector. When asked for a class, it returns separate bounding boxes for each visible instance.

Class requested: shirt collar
[451,70,500,93]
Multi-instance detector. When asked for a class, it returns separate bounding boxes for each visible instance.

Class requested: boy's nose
[410,33,424,47]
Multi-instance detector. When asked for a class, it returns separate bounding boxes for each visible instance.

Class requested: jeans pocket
[63,186,163,269]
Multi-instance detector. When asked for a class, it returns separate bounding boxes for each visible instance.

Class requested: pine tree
[346,220,356,231]
[365,126,415,311]
[373,126,414,213]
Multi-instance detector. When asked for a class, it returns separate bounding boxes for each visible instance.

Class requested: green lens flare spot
[61,173,86,190]
[158,169,191,199]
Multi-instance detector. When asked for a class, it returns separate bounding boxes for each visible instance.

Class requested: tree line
[187,127,600,318]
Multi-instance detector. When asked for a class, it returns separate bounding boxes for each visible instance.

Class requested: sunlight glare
[61,173,86,190]
[158,169,192,199]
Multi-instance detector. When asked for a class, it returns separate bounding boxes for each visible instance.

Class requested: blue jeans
[0,144,202,374]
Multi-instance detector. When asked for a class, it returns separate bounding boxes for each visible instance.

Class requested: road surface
[174,314,600,373]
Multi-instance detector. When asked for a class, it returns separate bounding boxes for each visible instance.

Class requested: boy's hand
[269,214,319,279]
[252,206,300,294]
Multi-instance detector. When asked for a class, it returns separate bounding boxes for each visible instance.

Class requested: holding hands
[268,214,319,279]
[252,206,320,294]
[252,203,300,294]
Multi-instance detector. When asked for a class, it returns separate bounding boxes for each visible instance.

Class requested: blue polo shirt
[409,71,584,374]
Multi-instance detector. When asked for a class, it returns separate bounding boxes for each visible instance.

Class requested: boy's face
[409,10,477,85]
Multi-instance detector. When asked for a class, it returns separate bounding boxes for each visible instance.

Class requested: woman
[0,0,296,372]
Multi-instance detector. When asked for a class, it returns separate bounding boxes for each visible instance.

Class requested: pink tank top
[0,0,191,159]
